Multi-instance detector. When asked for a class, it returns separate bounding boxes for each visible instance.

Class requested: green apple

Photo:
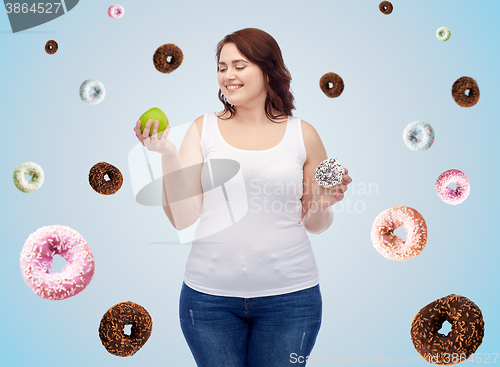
[139,107,169,137]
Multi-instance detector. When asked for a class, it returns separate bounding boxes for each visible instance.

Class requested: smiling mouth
[226,85,243,91]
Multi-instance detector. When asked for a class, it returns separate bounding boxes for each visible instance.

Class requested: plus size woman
[134,28,352,367]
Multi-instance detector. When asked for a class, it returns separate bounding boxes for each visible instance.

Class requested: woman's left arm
[300,120,352,234]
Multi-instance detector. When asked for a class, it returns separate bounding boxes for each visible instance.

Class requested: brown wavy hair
[215,28,295,122]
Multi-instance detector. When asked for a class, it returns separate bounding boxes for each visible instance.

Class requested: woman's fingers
[342,167,352,185]
[151,120,159,138]
[135,120,144,144]
[142,119,153,139]
[162,125,171,139]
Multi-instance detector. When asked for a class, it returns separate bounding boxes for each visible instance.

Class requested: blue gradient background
[1,0,500,365]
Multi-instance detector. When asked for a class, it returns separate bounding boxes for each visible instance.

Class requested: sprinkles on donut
[79,79,106,105]
[436,27,451,42]
[452,76,480,108]
[379,1,393,15]
[99,301,153,357]
[45,40,58,55]
[108,4,124,18]
[153,43,184,74]
[13,162,44,193]
[315,158,344,188]
[20,225,95,301]
[89,162,123,195]
[371,206,427,261]
[435,169,470,205]
[403,121,435,151]
[319,72,344,98]
[411,294,484,365]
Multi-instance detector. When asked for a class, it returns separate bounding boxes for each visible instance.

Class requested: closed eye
[218,67,245,72]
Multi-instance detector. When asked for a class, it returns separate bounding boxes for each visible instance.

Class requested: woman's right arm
[134,117,204,230]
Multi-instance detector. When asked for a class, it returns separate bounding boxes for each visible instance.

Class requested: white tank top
[183,112,320,297]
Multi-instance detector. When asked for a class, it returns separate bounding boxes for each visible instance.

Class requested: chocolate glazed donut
[379,1,393,15]
[88,162,123,195]
[45,40,58,55]
[452,76,480,107]
[319,72,344,98]
[411,294,484,365]
[153,43,184,73]
[99,301,153,357]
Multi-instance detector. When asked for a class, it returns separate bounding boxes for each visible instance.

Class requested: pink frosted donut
[20,225,95,301]
[108,4,124,18]
[371,206,428,261]
[435,169,470,205]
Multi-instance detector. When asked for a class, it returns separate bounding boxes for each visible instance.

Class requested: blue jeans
[179,281,322,367]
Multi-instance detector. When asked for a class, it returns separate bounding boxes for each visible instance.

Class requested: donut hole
[447,182,457,191]
[464,89,470,96]
[24,174,32,182]
[415,130,423,141]
[104,174,110,181]
[383,6,387,9]
[328,82,333,89]
[49,254,68,274]
[393,226,407,242]
[123,324,132,335]
[439,320,452,336]
[167,55,172,63]
[92,87,102,98]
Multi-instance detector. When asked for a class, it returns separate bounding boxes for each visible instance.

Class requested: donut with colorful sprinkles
[371,206,427,261]
[13,162,44,193]
[435,169,470,205]
[411,294,484,365]
[20,225,95,300]
[403,121,435,151]
[99,301,153,357]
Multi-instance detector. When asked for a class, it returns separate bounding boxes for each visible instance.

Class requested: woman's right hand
[134,119,177,156]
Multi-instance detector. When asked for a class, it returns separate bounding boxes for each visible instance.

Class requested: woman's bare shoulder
[300,120,327,165]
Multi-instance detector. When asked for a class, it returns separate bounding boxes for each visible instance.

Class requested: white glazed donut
[314,158,344,188]
[403,121,435,151]
[13,162,44,193]
[108,5,124,19]
[436,27,451,42]
[79,79,106,104]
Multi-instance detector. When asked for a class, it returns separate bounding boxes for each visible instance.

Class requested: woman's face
[218,43,267,109]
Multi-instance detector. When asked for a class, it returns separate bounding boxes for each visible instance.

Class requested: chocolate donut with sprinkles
[411,294,484,365]
[379,1,393,15]
[452,76,480,108]
[88,162,123,195]
[319,72,344,98]
[153,43,183,73]
[45,40,58,55]
[99,301,153,357]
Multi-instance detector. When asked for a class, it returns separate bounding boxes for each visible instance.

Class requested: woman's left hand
[312,168,352,208]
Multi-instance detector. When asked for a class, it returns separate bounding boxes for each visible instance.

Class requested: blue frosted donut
[403,121,435,151]
[79,79,106,104]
